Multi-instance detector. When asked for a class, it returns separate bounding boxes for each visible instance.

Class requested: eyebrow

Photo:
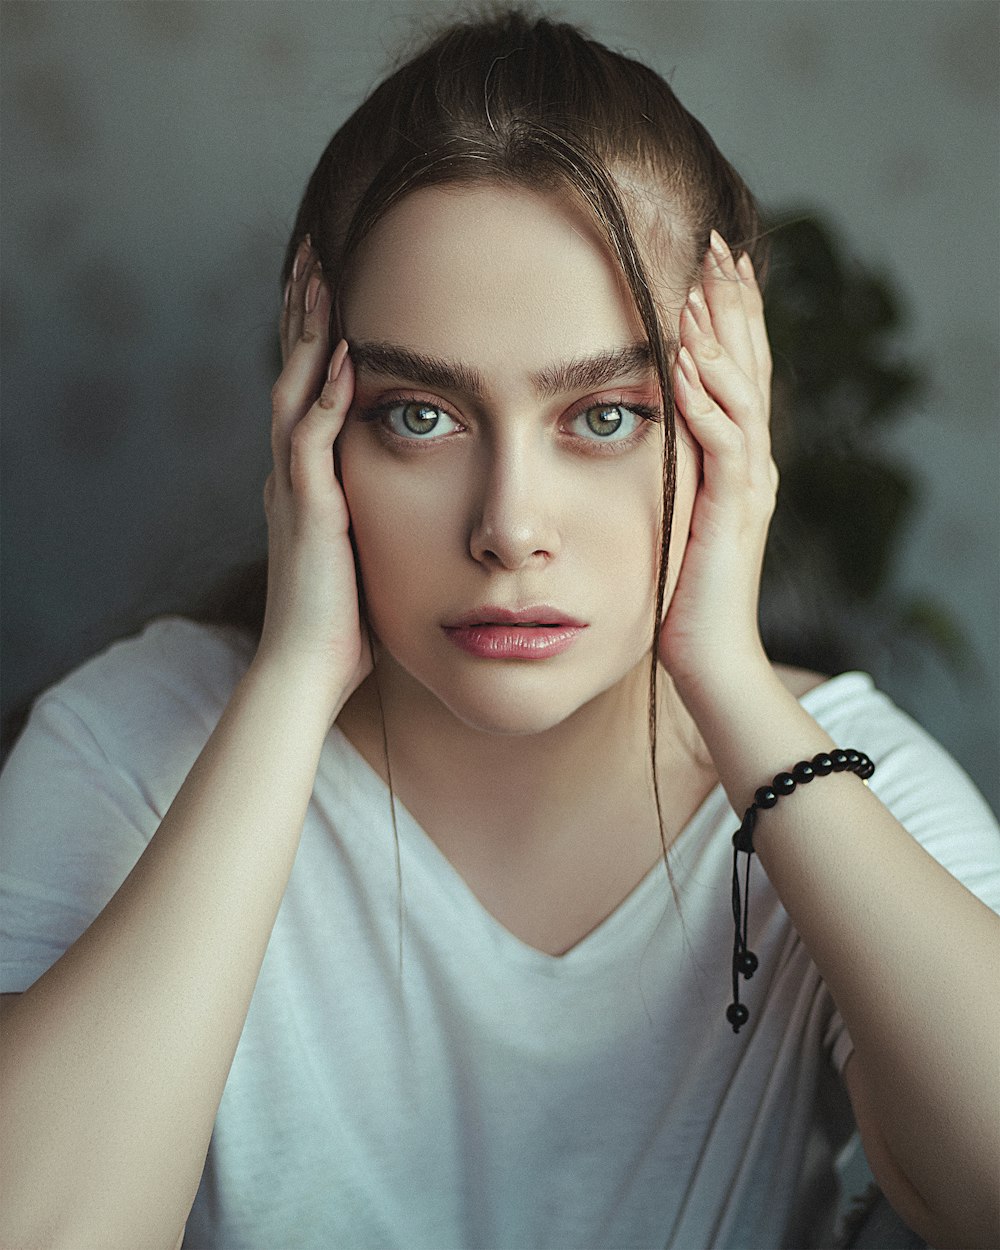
[349,340,661,400]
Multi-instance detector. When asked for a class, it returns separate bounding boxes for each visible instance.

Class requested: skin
[2,181,996,1248]
[288,183,998,1243]
[330,184,714,947]
[336,184,690,740]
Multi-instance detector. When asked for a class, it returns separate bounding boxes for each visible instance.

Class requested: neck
[336,650,717,955]
[336,648,710,854]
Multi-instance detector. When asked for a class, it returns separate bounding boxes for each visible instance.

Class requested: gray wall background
[2,0,998,813]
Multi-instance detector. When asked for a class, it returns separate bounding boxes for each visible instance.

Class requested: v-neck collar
[321,672,871,972]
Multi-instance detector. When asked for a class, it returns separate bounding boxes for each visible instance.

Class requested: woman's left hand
[658,231,778,692]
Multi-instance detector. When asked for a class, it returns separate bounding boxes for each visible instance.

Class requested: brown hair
[2,9,769,789]
[225,7,766,879]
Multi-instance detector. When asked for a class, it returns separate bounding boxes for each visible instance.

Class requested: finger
[673,407,704,481]
[673,344,746,464]
[271,273,332,485]
[280,236,315,365]
[287,343,354,502]
[700,231,756,381]
[679,302,771,470]
[735,252,773,397]
[680,299,764,433]
[675,346,778,509]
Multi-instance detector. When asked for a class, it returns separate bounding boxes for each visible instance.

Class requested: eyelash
[354,395,663,456]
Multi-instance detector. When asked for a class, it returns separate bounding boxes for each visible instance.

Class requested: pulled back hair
[3,10,769,800]
[204,9,767,880]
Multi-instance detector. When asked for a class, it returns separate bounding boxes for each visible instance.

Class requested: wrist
[245,650,350,731]
[669,657,836,814]
[668,641,774,715]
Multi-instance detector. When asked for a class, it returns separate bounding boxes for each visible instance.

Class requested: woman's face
[336,183,698,736]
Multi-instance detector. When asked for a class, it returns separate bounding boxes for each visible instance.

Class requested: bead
[733,807,756,853]
[737,950,759,978]
[725,746,875,1041]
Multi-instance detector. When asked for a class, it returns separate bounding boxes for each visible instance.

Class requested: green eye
[383,402,460,440]
[400,404,441,435]
[571,404,645,442]
[585,405,626,437]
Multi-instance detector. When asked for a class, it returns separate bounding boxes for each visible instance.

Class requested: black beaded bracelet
[727,749,875,1034]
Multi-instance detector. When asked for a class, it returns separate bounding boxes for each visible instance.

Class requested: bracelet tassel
[727,749,874,1034]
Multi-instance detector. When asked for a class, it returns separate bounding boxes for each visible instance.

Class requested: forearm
[675,660,1000,1247]
[0,658,336,1249]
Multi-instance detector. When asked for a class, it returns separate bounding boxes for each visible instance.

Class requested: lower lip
[442,624,586,659]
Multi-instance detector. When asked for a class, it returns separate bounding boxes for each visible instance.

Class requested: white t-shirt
[2,618,998,1250]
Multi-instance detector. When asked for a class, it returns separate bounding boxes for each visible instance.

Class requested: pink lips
[442,605,588,660]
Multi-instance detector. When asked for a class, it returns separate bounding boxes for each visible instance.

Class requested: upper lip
[444,605,587,628]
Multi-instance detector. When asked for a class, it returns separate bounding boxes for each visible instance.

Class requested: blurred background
[2,0,997,813]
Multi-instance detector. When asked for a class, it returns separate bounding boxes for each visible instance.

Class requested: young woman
[1,11,998,1250]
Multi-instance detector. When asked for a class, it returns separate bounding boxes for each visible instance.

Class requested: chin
[369,617,654,738]
[415,655,645,740]
[441,693,583,739]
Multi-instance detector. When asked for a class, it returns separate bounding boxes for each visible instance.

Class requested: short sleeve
[0,695,156,991]
[0,618,251,993]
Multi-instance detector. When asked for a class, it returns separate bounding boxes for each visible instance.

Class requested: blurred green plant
[759,211,970,677]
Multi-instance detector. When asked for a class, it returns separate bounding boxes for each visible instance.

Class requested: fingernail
[282,279,291,311]
[710,229,730,262]
[327,339,349,383]
[677,346,698,383]
[673,358,689,393]
[680,304,700,338]
[305,272,321,313]
[292,235,311,282]
[737,252,755,280]
[686,289,709,330]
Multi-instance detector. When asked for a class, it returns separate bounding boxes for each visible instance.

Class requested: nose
[468,439,561,570]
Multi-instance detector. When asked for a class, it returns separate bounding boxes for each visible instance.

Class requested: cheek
[589,455,669,632]
[337,438,452,607]
[336,438,398,596]
[338,425,668,631]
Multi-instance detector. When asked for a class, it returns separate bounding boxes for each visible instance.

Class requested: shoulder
[12,618,255,806]
[783,665,1000,911]
[779,663,975,789]
[42,617,254,725]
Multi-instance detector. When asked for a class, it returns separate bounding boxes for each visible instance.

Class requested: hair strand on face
[276,5,768,917]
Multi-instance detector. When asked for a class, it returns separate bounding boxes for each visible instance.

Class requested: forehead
[339,183,656,383]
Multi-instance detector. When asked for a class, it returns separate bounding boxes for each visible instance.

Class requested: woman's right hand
[0,240,370,1247]
[256,239,372,720]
